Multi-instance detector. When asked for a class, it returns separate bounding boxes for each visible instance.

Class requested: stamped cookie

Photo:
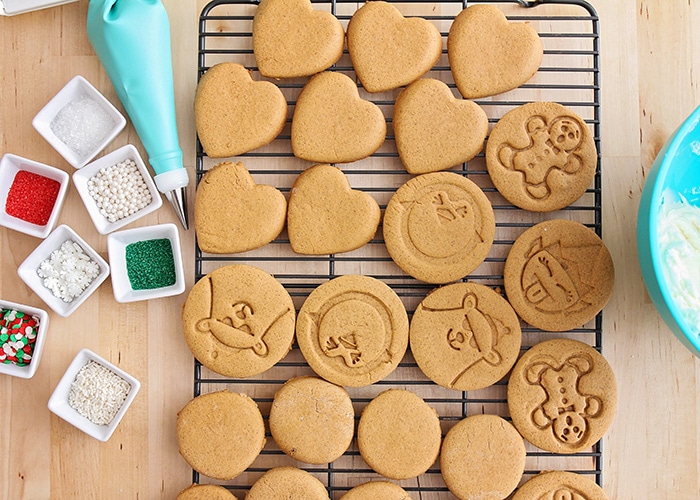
[486,102,597,212]
[410,282,522,391]
[287,164,381,254]
[357,389,442,480]
[182,264,295,378]
[346,1,442,93]
[339,481,411,500]
[512,470,609,500]
[394,78,489,174]
[195,162,286,254]
[503,219,615,331]
[194,62,287,158]
[253,0,345,79]
[176,390,265,480]
[440,414,526,500]
[269,376,355,464]
[246,467,330,500]
[177,484,238,500]
[507,338,618,454]
[291,71,387,163]
[296,274,409,387]
[383,172,495,284]
[448,4,543,98]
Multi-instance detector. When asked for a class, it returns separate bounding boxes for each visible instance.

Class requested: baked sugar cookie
[194,62,287,157]
[177,484,238,500]
[296,275,409,387]
[347,1,442,93]
[253,0,345,78]
[448,4,542,98]
[394,78,488,174]
[339,481,411,500]
[512,471,609,500]
[246,467,330,500]
[182,265,295,378]
[383,172,495,284]
[507,338,617,454]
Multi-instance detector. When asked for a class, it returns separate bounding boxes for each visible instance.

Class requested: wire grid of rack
[194,0,602,497]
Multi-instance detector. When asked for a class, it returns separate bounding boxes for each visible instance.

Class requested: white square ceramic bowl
[0,300,50,379]
[1,0,79,16]
[47,348,141,442]
[0,154,70,238]
[106,223,185,303]
[17,225,110,317]
[73,145,163,235]
[32,75,126,169]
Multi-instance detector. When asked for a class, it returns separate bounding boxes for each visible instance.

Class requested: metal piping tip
[164,187,189,230]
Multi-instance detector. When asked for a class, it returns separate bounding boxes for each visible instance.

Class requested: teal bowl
[637,104,700,357]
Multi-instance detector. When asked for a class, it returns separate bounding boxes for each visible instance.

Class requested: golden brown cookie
[194,62,287,158]
[287,164,381,254]
[507,338,617,454]
[176,390,265,481]
[296,274,409,387]
[448,4,543,99]
[182,264,295,378]
[177,484,238,500]
[346,1,442,93]
[253,0,345,79]
[291,71,387,163]
[383,172,495,284]
[339,481,411,500]
[394,78,488,174]
[194,162,286,254]
[357,389,441,480]
[486,102,597,212]
[410,282,522,391]
[246,467,330,500]
[440,414,526,500]
[269,376,354,464]
[503,219,615,331]
[512,471,609,500]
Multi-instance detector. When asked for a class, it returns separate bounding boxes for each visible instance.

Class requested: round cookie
[177,484,238,500]
[357,389,441,480]
[410,282,522,391]
[296,275,409,387]
[182,264,295,378]
[195,162,287,254]
[440,414,526,500]
[383,172,495,284]
[394,78,489,174]
[176,390,265,480]
[512,471,609,500]
[507,338,618,454]
[246,467,330,500]
[503,219,615,332]
[486,102,597,212]
[269,376,355,464]
[339,481,411,500]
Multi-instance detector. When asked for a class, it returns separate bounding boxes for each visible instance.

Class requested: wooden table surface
[1,0,699,498]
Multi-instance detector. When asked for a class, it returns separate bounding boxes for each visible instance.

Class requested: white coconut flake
[68,360,131,426]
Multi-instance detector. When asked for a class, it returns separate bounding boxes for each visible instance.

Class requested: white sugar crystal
[50,95,116,159]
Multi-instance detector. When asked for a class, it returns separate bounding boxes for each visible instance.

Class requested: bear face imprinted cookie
[253,0,345,79]
[512,471,609,500]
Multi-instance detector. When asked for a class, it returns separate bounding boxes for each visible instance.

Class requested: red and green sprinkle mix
[0,309,40,366]
[6,170,60,226]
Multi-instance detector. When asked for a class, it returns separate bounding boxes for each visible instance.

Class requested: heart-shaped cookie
[291,72,386,163]
[194,62,287,157]
[394,78,489,174]
[287,164,381,255]
[253,0,345,79]
[448,4,543,99]
[195,161,287,254]
[347,1,442,93]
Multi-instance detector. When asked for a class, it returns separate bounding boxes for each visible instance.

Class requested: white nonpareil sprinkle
[86,159,153,223]
[36,239,101,302]
[50,94,116,159]
[68,360,131,426]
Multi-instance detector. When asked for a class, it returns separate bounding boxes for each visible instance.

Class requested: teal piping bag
[87,0,189,229]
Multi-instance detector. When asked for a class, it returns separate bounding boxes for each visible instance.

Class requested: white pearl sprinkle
[86,159,153,223]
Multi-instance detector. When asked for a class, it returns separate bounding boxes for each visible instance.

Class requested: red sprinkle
[6,170,60,226]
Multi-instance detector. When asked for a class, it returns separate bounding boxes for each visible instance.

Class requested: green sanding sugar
[125,238,176,290]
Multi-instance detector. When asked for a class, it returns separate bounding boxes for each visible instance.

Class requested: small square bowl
[0,153,70,238]
[73,144,163,234]
[107,223,185,303]
[32,75,126,169]
[47,348,141,442]
[0,300,50,379]
[18,224,110,317]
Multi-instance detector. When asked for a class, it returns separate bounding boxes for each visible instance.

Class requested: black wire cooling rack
[193,1,602,497]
